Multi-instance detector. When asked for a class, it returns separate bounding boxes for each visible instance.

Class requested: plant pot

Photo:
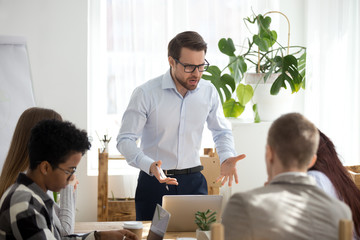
[245,73,295,121]
[196,229,211,240]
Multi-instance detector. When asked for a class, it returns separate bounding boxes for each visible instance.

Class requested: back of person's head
[168,31,207,60]
[0,107,62,198]
[267,113,319,170]
[28,119,91,170]
[310,130,360,237]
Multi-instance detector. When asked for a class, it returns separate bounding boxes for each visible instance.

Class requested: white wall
[0,0,96,221]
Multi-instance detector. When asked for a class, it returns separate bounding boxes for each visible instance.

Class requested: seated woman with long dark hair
[308,130,360,239]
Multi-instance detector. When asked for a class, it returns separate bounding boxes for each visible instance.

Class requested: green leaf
[253,34,271,52]
[259,30,277,49]
[223,98,245,118]
[207,211,216,218]
[202,66,235,104]
[255,15,277,50]
[218,38,236,57]
[283,55,298,69]
[264,63,276,83]
[270,74,286,95]
[257,15,271,30]
[194,209,217,231]
[253,104,261,123]
[236,84,253,106]
[270,54,303,95]
[53,192,58,203]
[284,73,297,93]
[298,52,306,90]
[273,56,283,67]
[229,56,247,83]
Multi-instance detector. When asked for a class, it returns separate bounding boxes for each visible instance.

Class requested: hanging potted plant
[202,10,306,122]
[195,209,217,240]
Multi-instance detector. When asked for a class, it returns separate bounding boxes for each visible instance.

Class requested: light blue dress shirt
[308,170,339,199]
[117,69,236,174]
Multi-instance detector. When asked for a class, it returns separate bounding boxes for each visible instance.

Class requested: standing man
[117,31,245,220]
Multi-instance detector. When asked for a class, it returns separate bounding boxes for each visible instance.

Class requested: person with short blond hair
[222,113,351,240]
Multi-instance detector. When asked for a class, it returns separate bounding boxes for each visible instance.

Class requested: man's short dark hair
[168,31,207,60]
[267,113,320,169]
[28,119,91,169]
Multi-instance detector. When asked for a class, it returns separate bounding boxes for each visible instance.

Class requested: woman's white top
[308,170,339,199]
[49,184,76,236]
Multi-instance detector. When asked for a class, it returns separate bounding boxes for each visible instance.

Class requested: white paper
[150,204,171,237]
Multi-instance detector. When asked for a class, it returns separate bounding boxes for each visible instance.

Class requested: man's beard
[174,72,199,91]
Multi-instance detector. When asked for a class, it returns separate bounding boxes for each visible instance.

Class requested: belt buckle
[164,170,174,176]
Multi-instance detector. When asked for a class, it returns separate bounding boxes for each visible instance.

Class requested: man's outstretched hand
[150,160,178,185]
[216,154,246,187]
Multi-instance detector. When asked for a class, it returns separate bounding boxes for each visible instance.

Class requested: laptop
[162,195,223,232]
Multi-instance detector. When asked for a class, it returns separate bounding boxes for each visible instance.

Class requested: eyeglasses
[173,58,209,73]
[57,167,77,181]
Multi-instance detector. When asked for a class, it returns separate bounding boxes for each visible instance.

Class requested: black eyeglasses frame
[173,58,209,73]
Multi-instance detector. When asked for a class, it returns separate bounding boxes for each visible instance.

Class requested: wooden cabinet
[97,150,136,221]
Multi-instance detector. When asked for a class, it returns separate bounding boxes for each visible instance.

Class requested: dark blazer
[222,173,352,240]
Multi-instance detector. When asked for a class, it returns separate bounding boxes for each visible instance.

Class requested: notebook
[162,195,223,232]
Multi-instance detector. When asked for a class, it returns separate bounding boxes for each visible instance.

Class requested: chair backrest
[200,148,221,195]
[339,219,353,240]
[345,165,360,190]
[211,223,224,240]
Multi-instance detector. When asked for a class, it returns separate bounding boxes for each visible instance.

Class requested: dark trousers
[135,170,208,221]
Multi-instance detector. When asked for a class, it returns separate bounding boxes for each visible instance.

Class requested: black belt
[164,165,204,176]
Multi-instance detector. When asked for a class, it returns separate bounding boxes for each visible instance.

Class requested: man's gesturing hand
[217,154,246,187]
[150,160,178,185]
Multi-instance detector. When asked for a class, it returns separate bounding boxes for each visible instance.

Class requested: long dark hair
[309,130,360,236]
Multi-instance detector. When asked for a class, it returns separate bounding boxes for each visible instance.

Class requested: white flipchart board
[0,36,35,172]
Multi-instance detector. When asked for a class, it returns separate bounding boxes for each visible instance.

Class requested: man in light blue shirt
[117,31,246,220]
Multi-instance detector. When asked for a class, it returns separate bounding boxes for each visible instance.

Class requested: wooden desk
[75,222,196,240]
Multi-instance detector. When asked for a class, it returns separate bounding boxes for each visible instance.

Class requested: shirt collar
[275,171,308,178]
[162,69,176,89]
[270,171,316,186]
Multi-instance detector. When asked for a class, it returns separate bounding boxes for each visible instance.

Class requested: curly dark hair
[28,119,91,169]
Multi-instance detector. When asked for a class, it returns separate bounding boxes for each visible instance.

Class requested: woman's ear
[307,154,317,169]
